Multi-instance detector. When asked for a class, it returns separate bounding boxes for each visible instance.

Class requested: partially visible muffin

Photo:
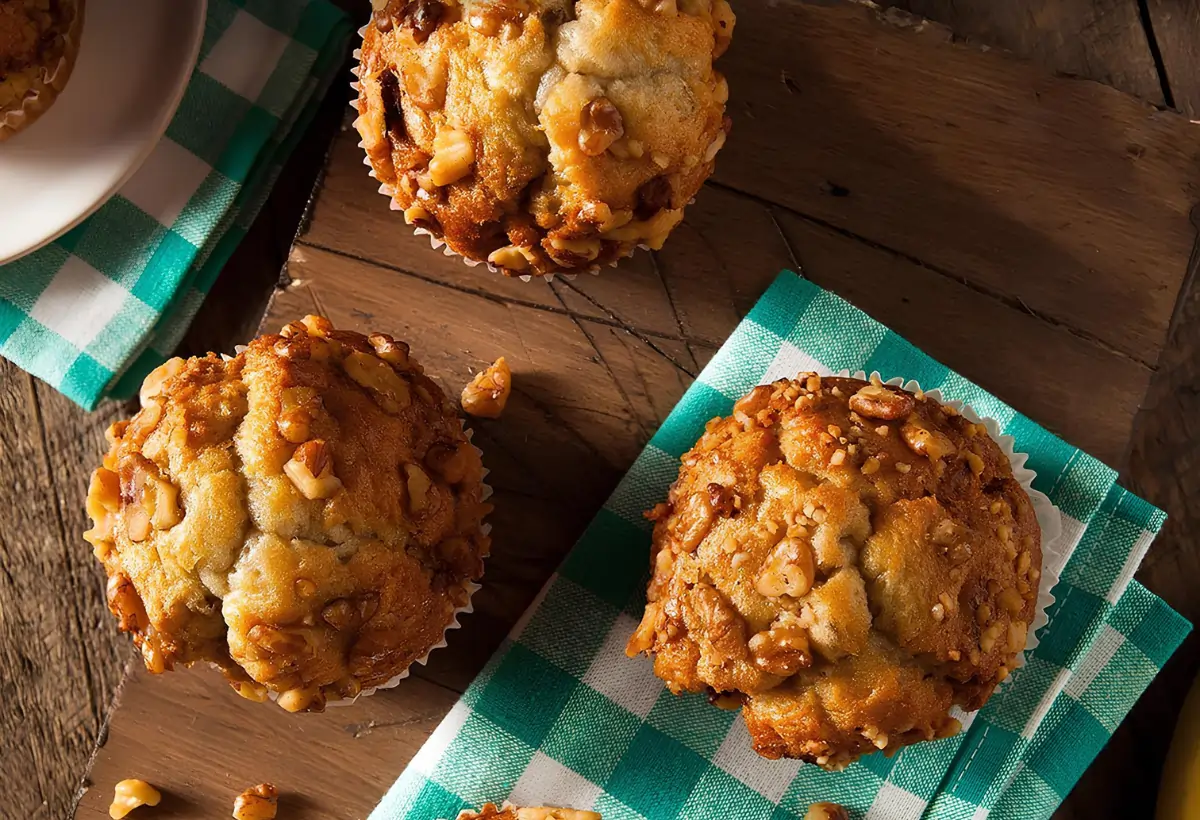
[627,374,1042,768]
[355,0,734,277]
[84,316,491,712]
[0,0,83,140]
[454,805,599,820]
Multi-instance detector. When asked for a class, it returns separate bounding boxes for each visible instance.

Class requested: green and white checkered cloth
[0,0,352,410]
[373,271,1191,820]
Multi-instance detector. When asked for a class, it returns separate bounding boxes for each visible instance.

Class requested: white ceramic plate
[0,0,207,264]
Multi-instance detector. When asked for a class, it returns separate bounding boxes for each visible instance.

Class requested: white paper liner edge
[844,371,1064,686]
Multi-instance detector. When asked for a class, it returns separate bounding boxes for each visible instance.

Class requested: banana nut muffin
[354,0,734,277]
[0,0,83,140]
[83,316,491,712]
[627,374,1043,768]
[453,805,600,820]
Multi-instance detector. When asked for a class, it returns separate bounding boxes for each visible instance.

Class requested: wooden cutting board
[75,1,1200,817]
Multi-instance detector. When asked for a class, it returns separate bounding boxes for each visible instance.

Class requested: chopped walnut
[848,382,915,420]
[748,617,812,675]
[428,126,475,186]
[805,804,849,820]
[578,97,624,156]
[756,537,815,598]
[233,783,279,820]
[109,779,161,819]
[901,419,957,461]
[283,440,343,500]
[461,357,512,418]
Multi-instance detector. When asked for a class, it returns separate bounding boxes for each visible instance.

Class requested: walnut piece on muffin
[453,804,600,820]
[355,0,734,277]
[627,374,1043,768]
[84,316,491,712]
[0,0,83,140]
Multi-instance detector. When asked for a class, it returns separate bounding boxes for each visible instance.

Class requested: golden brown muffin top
[355,0,733,276]
[627,374,1042,768]
[0,0,73,103]
[455,805,600,820]
[84,316,491,712]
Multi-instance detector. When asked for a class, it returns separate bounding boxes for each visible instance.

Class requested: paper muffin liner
[847,371,1064,684]
[326,423,492,707]
[348,29,683,283]
[229,343,492,708]
[0,0,84,141]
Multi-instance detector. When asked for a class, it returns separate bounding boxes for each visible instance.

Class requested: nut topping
[901,419,957,461]
[343,350,412,412]
[428,127,475,186]
[706,482,739,517]
[284,440,343,500]
[847,383,915,420]
[748,618,812,675]
[404,463,433,513]
[756,537,815,598]
[579,97,624,156]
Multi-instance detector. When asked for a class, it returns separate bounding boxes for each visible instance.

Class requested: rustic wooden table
[4,1,1200,818]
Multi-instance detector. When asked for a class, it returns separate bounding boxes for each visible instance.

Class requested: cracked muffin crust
[83,316,491,712]
[453,805,600,820]
[626,374,1043,767]
[0,0,82,140]
[354,0,733,277]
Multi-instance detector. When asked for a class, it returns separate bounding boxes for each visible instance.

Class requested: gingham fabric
[0,0,352,410]
[373,272,1191,820]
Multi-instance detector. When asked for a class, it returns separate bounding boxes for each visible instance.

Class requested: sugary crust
[627,374,1042,767]
[0,0,84,141]
[354,0,733,277]
[84,316,491,712]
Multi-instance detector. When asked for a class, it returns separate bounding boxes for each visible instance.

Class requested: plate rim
[0,0,209,266]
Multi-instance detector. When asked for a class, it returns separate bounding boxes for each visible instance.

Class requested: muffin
[453,805,599,820]
[83,316,491,712]
[626,374,1043,767]
[354,0,734,277]
[0,0,83,140]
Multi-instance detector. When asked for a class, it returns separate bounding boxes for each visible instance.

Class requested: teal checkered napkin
[0,0,352,410]
[373,272,1191,820]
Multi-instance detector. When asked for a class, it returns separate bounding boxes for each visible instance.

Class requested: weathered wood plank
[76,664,458,820]
[716,0,1200,364]
[0,370,126,820]
[1145,0,1200,118]
[879,0,1166,105]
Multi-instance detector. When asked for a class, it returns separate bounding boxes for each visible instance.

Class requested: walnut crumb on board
[462,357,512,418]
[233,783,279,820]
[109,779,161,818]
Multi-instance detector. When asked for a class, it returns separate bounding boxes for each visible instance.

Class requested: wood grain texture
[879,0,1166,104]
[58,1,1200,818]
[1145,0,1200,117]
[716,0,1200,366]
